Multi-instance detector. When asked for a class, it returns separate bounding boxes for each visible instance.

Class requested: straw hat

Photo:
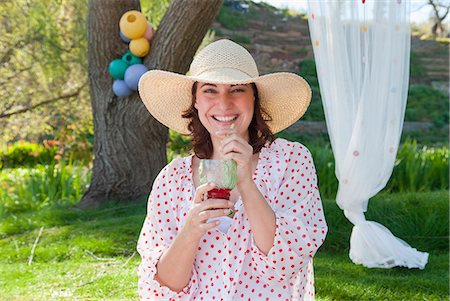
[138,39,311,134]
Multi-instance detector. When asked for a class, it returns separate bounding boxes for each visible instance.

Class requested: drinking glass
[198,159,237,200]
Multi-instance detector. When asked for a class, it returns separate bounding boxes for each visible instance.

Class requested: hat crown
[190,39,259,79]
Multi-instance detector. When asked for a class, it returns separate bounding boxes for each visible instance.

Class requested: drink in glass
[198,159,237,200]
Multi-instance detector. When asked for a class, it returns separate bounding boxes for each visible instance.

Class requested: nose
[217,92,233,109]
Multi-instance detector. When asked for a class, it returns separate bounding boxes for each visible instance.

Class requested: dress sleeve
[137,163,199,300]
[250,143,328,285]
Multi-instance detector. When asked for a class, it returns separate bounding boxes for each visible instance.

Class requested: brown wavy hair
[182,82,275,159]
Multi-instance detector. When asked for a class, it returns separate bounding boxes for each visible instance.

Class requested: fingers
[194,182,216,204]
[200,199,234,211]
[218,133,253,157]
[198,208,233,222]
[199,219,221,230]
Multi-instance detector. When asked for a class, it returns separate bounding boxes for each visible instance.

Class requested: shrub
[216,5,247,30]
[0,161,90,215]
[0,141,57,169]
[406,84,449,127]
[387,137,449,193]
[166,130,191,162]
[409,52,426,78]
[231,34,251,44]
[277,136,449,199]
[298,59,318,78]
[298,60,325,121]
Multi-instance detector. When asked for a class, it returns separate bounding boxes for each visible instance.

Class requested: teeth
[214,115,237,122]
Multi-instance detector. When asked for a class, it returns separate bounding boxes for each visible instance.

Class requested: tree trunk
[79,0,223,209]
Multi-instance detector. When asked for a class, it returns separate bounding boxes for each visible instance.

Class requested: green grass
[315,252,448,301]
[0,191,448,300]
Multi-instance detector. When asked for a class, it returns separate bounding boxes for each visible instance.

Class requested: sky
[254,0,436,24]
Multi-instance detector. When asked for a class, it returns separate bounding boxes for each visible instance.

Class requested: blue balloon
[124,64,148,91]
[113,79,133,97]
[120,31,131,43]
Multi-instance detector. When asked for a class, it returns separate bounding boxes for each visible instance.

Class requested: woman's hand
[180,183,235,242]
[216,129,254,187]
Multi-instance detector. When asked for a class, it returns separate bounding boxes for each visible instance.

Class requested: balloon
[122,51,142,66]
[109,59,128,79]
[130,38,150,57]
[113,80,133,97]
[143,22,155,41]
[120,31,131,43]
[124,64,148,90]
[119,10,147,39]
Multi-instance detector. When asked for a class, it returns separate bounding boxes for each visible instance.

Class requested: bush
[0,141,57,169]
[231,34,251,44]
[298,60,325,121]
[166,130,191,162]
[387,138,449,193]
[409,52,426,78]
[216,5,247,30]
[276,136,449,199]
[406,84,449,127]
[298,59,318,78]
[0,161,90,215]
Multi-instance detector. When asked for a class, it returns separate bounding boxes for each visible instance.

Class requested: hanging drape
[307,0,428,269]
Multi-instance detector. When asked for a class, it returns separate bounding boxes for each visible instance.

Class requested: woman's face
[194,82,254,141]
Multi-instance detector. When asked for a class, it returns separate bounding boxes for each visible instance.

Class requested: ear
[194,102,198,109]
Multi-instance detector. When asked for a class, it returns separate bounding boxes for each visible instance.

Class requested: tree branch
[0,82,87,119]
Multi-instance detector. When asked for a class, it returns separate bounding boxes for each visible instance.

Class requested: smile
[212,115,238,122]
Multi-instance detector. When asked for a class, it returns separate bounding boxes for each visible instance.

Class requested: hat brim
[138,69,311,135]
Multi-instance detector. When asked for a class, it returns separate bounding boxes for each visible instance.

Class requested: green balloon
[122,51,142,66]
[109,59,128,79]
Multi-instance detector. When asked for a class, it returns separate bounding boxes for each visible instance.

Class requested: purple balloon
[113,79,133,97]
[120,31,131,43]
[124,64,148,90]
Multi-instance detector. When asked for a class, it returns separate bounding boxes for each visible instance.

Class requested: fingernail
[223,209,230,214]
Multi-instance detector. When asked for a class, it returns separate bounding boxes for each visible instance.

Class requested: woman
[137,39,327,301]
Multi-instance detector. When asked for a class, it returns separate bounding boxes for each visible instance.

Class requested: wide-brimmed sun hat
[138,39,311,135]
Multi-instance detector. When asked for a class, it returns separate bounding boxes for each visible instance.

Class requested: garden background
[0,0,448,300]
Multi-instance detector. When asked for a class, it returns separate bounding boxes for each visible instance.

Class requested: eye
[231,88,245,93]
[203,88,217,93]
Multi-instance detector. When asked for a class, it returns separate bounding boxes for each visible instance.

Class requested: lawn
[0,191,448,300]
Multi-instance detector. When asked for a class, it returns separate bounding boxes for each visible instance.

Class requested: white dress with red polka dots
[137,138,328,301]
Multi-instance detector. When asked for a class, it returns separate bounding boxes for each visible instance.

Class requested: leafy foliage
[0,0,90,144]
[140,0,170,27]
[0,161,90,215]
[0,141,57,168]
[297,59,325,121]
[406,84,449,127]
[217,5,248,30]
[388,137,449,192]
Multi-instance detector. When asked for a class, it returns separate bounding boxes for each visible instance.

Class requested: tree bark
[79,0,223,209]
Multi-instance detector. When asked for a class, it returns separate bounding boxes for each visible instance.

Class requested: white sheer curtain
[307,0,428,269]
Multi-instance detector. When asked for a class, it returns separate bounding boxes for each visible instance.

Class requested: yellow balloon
[130,38,150,57]
[120,10,147,39]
